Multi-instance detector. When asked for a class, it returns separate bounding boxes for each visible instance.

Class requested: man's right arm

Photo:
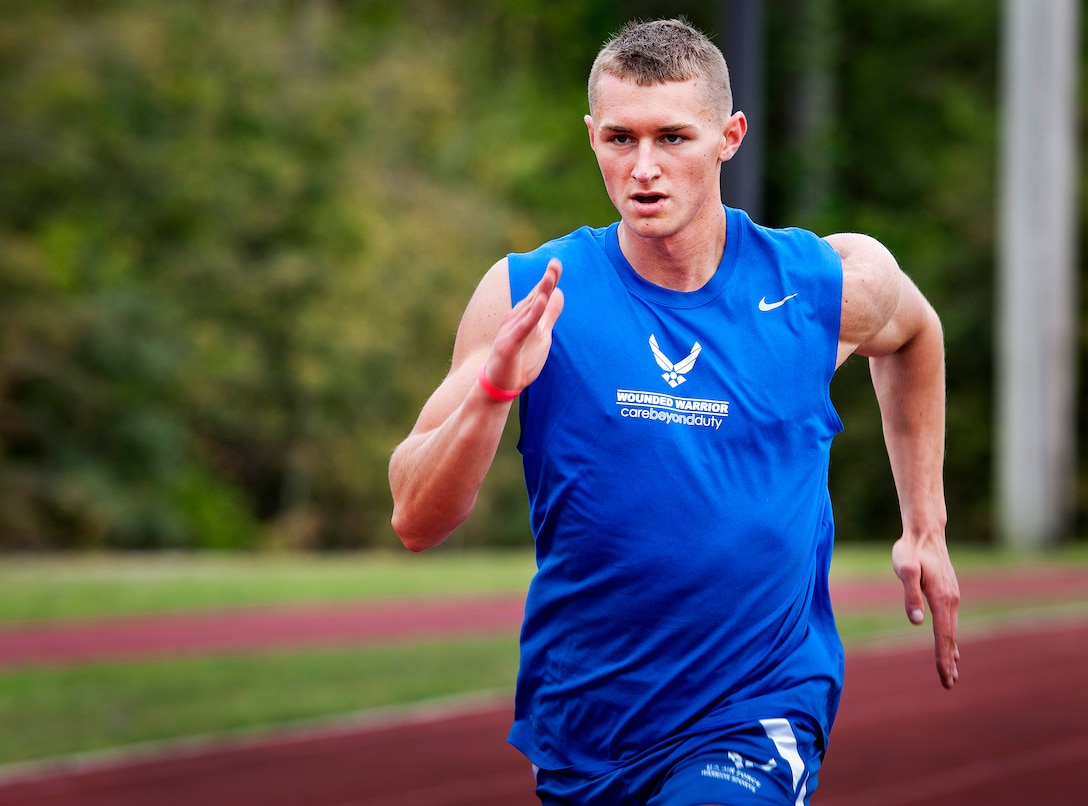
[389,257,563,551]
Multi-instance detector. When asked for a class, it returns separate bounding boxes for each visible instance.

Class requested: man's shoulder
[512,222,616,259]
[728,208,832,260]
[506,223,617,297]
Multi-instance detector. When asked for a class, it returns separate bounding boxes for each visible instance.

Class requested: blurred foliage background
[0,0,1083,551]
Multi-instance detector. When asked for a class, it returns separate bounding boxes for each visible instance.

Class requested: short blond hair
[588,18,732,120]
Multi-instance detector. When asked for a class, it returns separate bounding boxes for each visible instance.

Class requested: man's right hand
[482,257,564,394]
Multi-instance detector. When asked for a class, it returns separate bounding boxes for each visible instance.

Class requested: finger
[489,259,563,388]
[933,617,955,687]
[511,259,562,325]
[504,271,556,342]
[928,583,960,689]
[544,257,563,285]
[934,623,958,688]
[529,261,561,321]
[527,258,563,303]
[539,265,565,328]
[895,560,926,625]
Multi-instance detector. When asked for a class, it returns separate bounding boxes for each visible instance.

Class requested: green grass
[0,549,533,767]
[4,542,1085,625]
[0,636,519,767]
[0,549,536,624]
[1,544,1086,769]
[829,540,1088,577]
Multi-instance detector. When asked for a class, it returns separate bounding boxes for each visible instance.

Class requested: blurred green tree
[0,0,1080,549]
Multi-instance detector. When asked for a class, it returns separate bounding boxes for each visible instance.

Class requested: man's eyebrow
[601,123,695,133]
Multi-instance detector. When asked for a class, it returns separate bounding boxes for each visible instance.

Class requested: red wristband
[477,363,522,402]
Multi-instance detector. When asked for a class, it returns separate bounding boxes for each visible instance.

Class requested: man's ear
[584,114,596,148]
[719,111,747,163]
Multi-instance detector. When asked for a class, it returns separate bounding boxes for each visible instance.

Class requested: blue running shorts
[534,717,822,805]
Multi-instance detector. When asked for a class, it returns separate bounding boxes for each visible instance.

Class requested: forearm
[868,304,948,538]
[389,371,513,552]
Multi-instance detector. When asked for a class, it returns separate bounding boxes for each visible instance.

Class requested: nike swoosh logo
[758,293,799,312]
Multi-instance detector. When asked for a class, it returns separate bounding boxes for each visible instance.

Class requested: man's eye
[611,135,632,145]
[663,134,685,144]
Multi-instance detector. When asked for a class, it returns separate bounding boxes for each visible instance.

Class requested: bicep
[829,232,911,365]
[856,274,939,360]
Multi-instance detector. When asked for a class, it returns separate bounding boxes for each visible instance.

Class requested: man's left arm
[828,232,960,690]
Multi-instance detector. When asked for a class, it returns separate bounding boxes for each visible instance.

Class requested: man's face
[585,74,744,242]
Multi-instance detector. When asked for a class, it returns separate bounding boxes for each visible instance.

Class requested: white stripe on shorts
[759,718,808,805]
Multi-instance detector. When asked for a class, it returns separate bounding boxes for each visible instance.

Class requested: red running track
[821,618,1088,805]
[0,593,527,669]
[2,566,1086,668]
[1,616,1085,804]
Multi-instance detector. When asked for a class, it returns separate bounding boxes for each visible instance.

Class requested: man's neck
[617,206,727,292]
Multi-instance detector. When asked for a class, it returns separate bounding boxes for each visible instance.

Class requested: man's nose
[632,143,661,183]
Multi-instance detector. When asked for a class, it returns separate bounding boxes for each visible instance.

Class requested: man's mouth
[633,193,665,204]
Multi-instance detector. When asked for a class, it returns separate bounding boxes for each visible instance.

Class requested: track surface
[2,566,1085,668]
[0,593,526,668]
[1,568,1086,804]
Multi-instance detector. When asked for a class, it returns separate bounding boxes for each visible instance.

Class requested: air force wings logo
[649,334,702,388]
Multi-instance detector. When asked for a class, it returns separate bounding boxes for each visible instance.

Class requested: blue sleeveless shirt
[507,207,845,774]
